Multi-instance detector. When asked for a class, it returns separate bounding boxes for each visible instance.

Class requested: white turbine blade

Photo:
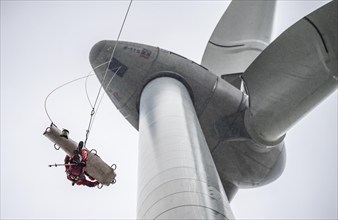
[243,1,337,143]
[201,0,276,76]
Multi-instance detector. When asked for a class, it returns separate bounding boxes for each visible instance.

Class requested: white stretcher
[44,124,116,186]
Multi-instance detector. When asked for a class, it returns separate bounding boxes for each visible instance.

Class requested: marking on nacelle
[123,45,141,54]
[123,45,152,59]
[140,48,151,59]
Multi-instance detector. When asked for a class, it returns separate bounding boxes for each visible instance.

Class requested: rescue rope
[44,74,94,124]
[85,72,94,109]
[44,0,133,150]
[83,0,133,147]
[85,66,122,141]
[44,3,132,189]
[44,61,110,125]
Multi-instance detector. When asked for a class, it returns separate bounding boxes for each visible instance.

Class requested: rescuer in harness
[64,141,99,187]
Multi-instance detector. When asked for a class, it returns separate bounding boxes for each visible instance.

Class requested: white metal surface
[202,0,276,76]
[243,1,337,144]
[137,77,234,219]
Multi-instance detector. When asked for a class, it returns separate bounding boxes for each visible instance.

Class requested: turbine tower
[89,1,337,219]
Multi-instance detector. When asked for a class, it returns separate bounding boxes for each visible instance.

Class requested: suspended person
[64,141,99,187]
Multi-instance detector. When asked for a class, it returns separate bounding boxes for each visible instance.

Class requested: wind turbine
[87,0,337,219]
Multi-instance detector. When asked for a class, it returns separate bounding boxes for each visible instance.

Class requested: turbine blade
[201,0,276,76]
[243,1,337,144]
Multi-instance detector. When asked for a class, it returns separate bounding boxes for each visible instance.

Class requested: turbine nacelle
[89,40,286,199]
[90,40,156,113]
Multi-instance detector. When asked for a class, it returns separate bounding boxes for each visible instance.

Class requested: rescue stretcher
[44,124,116,186]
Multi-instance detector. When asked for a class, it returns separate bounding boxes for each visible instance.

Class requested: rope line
[44,74,95,124]
[85,61,114,108]
[85,71,94,109]
[91,0,133,109]
[44,0,133,147]
[86,66,122,134]
[44,61,111,125]
[84,0,133,146]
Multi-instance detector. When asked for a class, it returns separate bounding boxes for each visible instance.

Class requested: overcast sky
[1,1,337,219]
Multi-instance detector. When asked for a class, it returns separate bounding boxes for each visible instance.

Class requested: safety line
[86,66,122,133]
[44,0,133,147]
[44,74,94,124]
[85,71,94,109]
[44,61,110,125]
[91,0,133,110]
[84,0,133,147]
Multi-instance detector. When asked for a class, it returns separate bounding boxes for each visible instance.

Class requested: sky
[1,0,337,219]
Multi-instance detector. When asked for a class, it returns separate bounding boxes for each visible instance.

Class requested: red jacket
[64,149,99,187]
